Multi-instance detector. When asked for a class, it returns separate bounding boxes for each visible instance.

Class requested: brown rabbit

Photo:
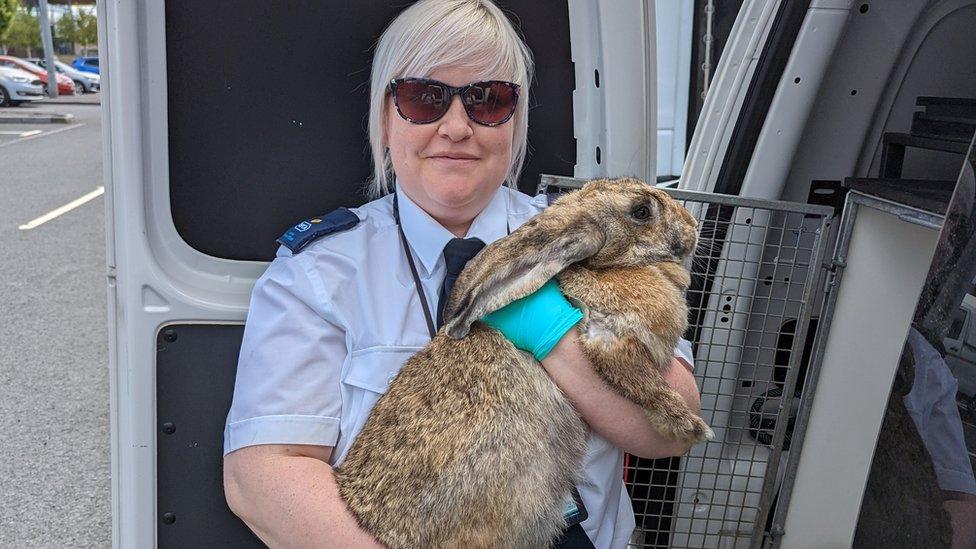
[336,177,712,548]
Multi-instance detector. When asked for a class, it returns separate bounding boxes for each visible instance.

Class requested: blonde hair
[366,0,534,198]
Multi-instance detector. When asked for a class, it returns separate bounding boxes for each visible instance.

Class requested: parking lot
[0,100,110,547]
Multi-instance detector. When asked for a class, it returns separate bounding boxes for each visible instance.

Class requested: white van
[101,1,975,547]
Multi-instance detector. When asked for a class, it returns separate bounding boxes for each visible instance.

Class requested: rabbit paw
[690,417,715,444]
[653,412,714,445]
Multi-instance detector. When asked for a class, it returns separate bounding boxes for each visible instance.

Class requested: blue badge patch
[277,208,359,253]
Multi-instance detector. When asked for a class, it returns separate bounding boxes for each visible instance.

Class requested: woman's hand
[480,278,583,361]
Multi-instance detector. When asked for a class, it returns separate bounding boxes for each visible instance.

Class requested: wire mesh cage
[538,176,836,549]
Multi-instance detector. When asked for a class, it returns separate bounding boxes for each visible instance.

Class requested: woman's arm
[223,444,384,549]
[943,491,976,549]
[540,330,701,459]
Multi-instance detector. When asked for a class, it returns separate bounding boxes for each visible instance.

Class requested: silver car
[29,58,100,94]
[0,65,44,107]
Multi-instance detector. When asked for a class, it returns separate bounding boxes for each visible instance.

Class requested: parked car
[945,298,976,420]
[0,65,45,107]
[29,58,100,94]
[0,56,74,95]
[71,56,99,75]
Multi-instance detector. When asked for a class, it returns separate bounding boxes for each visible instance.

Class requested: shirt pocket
[334,346,422,464]
[343,345,422,393]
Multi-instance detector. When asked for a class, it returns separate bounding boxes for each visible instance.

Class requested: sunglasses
[388,78,520,126]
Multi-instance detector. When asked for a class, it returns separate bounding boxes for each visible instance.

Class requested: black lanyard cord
[393,193,438,340]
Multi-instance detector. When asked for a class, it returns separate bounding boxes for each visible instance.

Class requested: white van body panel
[679,0,779,194]
[568,0,657,182]
[655,0,693,178]
[738,4,850,200]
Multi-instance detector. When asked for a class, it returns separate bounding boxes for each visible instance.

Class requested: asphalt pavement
[0,102,110,547]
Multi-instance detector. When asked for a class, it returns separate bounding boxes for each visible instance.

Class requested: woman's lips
[429,155,479,165]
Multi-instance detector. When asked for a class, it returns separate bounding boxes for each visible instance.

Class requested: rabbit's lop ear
[443,203,605,339]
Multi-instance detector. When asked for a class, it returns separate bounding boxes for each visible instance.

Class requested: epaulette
[277,208,360,253]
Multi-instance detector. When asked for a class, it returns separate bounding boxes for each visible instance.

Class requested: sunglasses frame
[388,77,520,127]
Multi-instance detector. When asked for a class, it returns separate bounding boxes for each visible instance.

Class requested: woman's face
[385,65,515,234]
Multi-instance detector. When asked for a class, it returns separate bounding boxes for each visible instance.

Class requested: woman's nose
[437,95,474,142]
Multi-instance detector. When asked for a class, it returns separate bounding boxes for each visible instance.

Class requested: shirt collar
[395,185,510,278]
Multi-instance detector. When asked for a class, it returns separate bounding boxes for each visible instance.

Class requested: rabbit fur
[336,177,712,548]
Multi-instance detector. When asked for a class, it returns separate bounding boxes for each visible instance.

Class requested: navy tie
[437,237,485,328]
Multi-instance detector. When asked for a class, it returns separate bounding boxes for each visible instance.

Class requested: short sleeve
[675,337,695,371]
[904,329,976,494]
[223,253,347,455]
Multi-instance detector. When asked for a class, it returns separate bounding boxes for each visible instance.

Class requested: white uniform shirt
[224,185,697,548]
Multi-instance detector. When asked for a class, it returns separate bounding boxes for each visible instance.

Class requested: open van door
[665,0,976,546]
[100,1,658,545]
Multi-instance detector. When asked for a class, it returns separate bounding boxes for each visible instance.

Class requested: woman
[222,1,702,547]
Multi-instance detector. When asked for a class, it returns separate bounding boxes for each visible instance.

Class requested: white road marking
[18,186,105,230]
[0,129,44,137]
[0,123,85,148]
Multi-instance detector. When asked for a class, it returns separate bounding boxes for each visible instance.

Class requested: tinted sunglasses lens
[464,82,517,125]
[395,80,448,123]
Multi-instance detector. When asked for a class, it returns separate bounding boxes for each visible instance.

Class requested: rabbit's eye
[631,205,652,221]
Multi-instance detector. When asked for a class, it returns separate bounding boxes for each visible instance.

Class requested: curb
[0,112,76,124]
[35,100,101,107]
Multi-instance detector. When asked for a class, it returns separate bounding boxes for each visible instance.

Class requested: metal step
[911,111,975,143]
[879,133,970,179]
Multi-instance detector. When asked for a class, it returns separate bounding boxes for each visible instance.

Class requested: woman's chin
[427,185,485,209]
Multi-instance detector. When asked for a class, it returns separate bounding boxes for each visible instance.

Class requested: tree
[3,6,40,58]
[54,9,77,45]
[0,0,16,42]
[75,8,96,52]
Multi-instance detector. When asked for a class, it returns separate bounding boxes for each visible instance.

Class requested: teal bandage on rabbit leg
[480,278,584,361]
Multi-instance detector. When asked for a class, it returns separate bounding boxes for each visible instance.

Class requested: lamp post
[38,0,59,97]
